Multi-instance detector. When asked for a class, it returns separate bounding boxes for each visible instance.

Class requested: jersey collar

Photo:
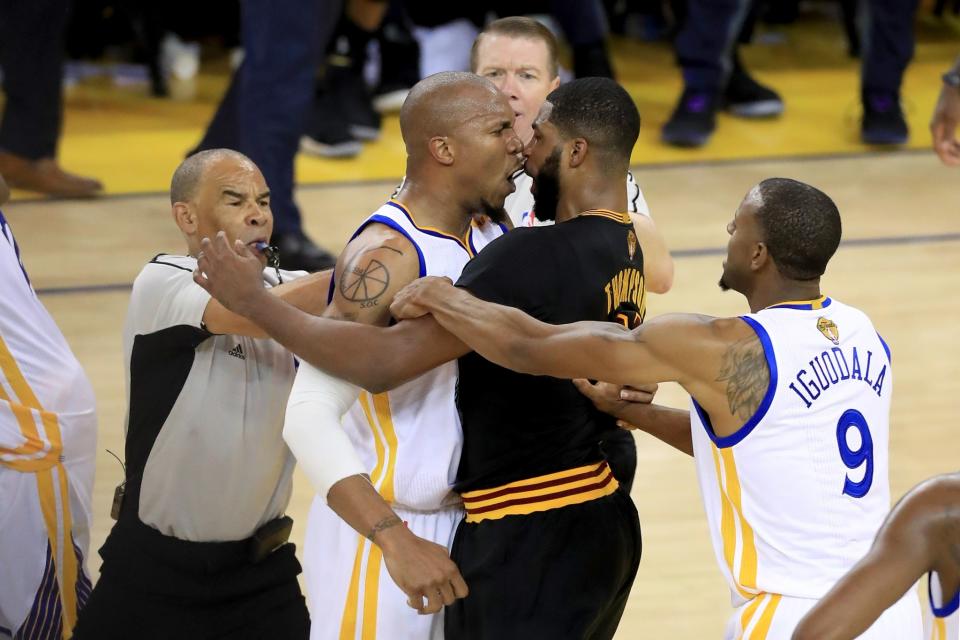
[764,295,832,311]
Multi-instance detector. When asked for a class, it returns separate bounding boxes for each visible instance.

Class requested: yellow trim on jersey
[462,461,619,523]
[737,593,782,640]
[390,199,474,256]
[339,536,368,640]
[720,448,758,588]
[361,544,385,639]
[55,464,79,636]
[461,461,609,499]
[0,334,62,469]
[0,335,79,637]
[751,594,782,639]
[764,295,829,310]
[738,595,764,637]
[933,616,946,640]
[580,209,631,224]
[359,394,386,486]
[371,393,398,504]
[711,446,760,600]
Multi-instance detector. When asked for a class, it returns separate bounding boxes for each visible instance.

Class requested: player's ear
[568,138,588,169]
[172,201,198,233]
[751,241,770,271]
[429,136,455,166]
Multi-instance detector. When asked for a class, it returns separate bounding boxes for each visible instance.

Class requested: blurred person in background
[303,1,621,157]
[931,54,960,166]
[190,0,341,271]
[0,0,103,197]
[662,0,920,147]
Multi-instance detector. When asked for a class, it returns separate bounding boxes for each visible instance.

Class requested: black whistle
[254,241,280,269]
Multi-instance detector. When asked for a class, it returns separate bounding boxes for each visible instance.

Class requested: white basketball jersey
[338,201,505,511]
[0,211,96,469]
[691,296,893,605]
[927,571,959,640]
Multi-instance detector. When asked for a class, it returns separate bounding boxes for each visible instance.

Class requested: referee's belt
[461,461,619,523]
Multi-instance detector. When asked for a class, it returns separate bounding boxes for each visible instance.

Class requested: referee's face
[195,157,273,266]
[474,34,560,145]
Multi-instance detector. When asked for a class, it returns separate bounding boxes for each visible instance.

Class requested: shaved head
[399,72,506,163]
[170,148,255,205]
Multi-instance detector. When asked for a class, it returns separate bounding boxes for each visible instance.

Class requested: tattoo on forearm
[340,256,391,307]
[367,515,402,542]
[716,336,769,420]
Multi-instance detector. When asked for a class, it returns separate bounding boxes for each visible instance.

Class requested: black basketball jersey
[453,210,646,493]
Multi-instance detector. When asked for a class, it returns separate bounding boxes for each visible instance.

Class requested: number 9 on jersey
[836,409,873,499]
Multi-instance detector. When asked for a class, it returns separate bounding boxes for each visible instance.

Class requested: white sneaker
[161,33,200,80]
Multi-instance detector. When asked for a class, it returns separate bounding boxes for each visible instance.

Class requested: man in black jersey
[193,77,645,638]
[426,77,646,639]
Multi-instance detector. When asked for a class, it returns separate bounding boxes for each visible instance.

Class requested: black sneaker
[723,69,783,118]
[861,90,908,145]
[662,88,719,147]
[328,65,382,142]
[301,88,363,159]
[373,20,420,114]
[271,231,338,272]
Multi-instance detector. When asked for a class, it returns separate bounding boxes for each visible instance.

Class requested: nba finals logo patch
[627,229,637,261]
[817,317,840,345]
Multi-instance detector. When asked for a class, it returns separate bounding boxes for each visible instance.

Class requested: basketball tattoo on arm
[716,336,769,420]
[339,246,404,309]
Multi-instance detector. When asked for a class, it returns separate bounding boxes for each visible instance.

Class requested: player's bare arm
[931,56,960,166]
[393,276,769,439]
[194,229,468,391]
[201,259,333,338]
[793,474,960,640]
[326,474,469,615]
[716,333,769,422]
[629,212,674,294]
[575,379,693,455]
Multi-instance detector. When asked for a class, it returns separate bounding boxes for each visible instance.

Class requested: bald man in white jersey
[0,172,97,639]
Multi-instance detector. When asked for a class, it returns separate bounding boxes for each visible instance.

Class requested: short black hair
[544,77,640,174]
[755,178,842,280]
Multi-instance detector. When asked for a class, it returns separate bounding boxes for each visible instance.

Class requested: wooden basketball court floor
[3,11,960,637]
[4,148,957,638]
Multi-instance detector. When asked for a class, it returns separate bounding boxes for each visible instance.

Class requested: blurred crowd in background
[0,0,957,269]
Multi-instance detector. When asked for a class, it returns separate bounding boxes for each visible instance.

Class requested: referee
[72,150,330,639]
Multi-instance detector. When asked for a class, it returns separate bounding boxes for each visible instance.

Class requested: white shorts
[723,589,923,640]
[303,495,463,640]
[0,424,96,637]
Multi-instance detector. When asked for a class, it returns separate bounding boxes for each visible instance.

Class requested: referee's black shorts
[447,463,642,640]
[72,516,309,640]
